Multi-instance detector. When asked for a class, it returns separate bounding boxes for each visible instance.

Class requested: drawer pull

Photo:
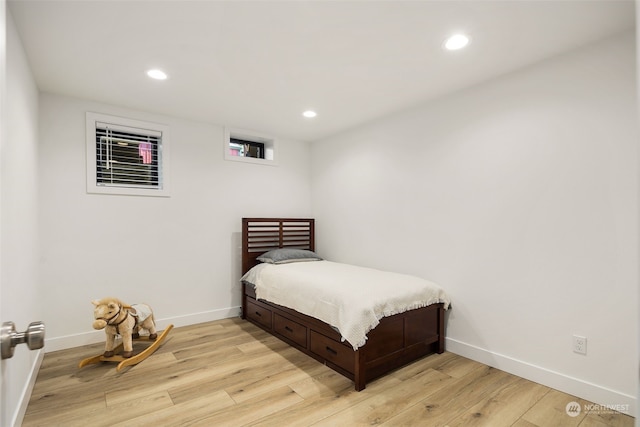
[255,311,262,317]
[284,326,293,333]
[325,346,338,356]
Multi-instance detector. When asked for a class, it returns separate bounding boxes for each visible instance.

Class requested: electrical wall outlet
[573,335,587,355]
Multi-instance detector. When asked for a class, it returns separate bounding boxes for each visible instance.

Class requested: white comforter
[241,260,451,350]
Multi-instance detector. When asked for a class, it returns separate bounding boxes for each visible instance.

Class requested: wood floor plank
[32,342,104,379]
[511,419,540,427]
[168,346,306,405]
[389,351,458,381]
[104,365,212,406]
[520,389,588,426]
[247,380,388,427]
[22,318,635,427]
[445,377,550,427]
[288,368,353,399]
[226,357,328,404]
[191,386,304,427]
[88,391,174,426]
[171,337,249,361]
[311,367,454,426]
[22,393,106,425]
[431,352,486,379]
[164,321,270,356]
[380,365,517,426]
[110,389,236,427]
[580,412,636,427]
[102,343,273,405]
[236,336,291,354]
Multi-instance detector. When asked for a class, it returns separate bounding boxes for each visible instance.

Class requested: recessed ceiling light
[444,34,470,51]
[147,69,168,80]
[302,110,317,118]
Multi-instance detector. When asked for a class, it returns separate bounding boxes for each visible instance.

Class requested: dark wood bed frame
[241,217,445,391]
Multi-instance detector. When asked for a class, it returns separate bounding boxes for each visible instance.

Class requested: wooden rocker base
[79,324,173,372]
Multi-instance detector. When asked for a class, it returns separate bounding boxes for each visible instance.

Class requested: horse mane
[92,297,132,309]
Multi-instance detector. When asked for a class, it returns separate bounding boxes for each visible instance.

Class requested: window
[229,138,265,159]
[224,127,277,166]
[86,112,170,196]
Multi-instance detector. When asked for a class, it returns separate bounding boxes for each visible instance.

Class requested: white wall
[38,93,312,350]
[1,8,42,426]
[637,4,640,426]
[311,31,638,412]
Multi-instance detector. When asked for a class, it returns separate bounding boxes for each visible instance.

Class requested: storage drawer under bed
[309,330,355,373]
[246,299,272,329]
[274,313,308,347]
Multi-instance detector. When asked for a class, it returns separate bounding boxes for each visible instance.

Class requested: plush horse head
[91,297,129,330]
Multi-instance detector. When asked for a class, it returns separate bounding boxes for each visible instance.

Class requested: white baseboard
[44,306,241,352]
[13,348,45,427]
[446,337,636,417]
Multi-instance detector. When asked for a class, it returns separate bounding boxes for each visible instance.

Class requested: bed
[240,217,449,391]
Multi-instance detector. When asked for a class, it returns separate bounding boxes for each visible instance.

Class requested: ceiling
[8,0,636,142]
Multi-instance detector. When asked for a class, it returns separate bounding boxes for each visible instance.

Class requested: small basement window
[229,138,265,159]
[224,127,277,166]
[86,112,170,196]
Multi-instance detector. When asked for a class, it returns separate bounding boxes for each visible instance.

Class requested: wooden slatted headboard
[241,218,315,274]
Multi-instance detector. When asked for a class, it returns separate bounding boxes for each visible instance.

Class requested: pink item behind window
[139,142,153,164]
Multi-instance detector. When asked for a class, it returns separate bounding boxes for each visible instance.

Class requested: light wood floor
[23,318,633,426]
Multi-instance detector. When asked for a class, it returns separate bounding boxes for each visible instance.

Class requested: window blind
[95,123,162,189]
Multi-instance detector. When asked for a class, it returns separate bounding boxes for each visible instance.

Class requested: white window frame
[86,112,171,197]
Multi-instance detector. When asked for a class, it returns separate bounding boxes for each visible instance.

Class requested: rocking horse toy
[79,297,173,371]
